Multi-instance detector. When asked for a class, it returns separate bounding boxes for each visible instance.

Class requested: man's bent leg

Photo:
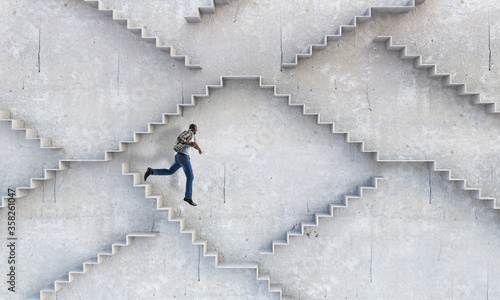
[153,158,181,176]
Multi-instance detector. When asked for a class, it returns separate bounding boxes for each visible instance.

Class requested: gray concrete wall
[1,0,500,299]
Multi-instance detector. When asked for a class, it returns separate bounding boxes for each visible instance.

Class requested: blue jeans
[152,153,194,199]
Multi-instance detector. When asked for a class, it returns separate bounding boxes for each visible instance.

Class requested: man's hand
[193,142,203,154]
[185,141,202,154]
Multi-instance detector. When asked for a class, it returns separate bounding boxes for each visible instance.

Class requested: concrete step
[185,0,231,23]
[1,100,202,209]
[185,0,215,23]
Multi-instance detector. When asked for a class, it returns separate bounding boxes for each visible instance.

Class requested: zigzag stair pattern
[0,109,61,149]
[286,96,499,210]
[185,0,230,23]
[374,35,499,114]
[83,0,201,69]
[0,89,207,208]
[5,75,498,297]
[120,75,499,298]
[282,0,426,69]
[122,162,290,299]
[0,75,235,209]
[28,232,157,300]
[260,176,385,255]
[4,1,497,298]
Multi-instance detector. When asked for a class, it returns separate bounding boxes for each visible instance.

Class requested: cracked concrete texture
[1,0,500,298]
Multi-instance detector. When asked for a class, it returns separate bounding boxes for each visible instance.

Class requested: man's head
[189,124,198,134]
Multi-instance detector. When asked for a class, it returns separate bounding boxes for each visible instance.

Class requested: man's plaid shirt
[173,129,196,152]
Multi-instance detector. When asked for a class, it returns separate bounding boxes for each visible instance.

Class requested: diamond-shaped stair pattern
[1,0,500,299]
[123,162,291,298]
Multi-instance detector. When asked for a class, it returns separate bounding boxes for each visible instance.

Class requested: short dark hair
[189,124,197,130]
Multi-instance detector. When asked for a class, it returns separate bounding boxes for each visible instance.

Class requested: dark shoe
[184,198,197,206]
[144,167,153,181]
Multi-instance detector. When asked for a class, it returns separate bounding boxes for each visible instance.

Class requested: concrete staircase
[83,0,201,69]
[260,176,385,255]
[374,35,500,114]
[28,233,157,300]
[1,0,500,299]
[0,110,60,149]
[282,0,426,68]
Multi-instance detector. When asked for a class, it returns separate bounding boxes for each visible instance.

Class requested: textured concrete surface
[262,169,500,298]
[0,158,155,298]
[122,79,395,263]
[1,0,500,298]
[0,0,189,159]
[44,213,276,300]
[0,121,63,194]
